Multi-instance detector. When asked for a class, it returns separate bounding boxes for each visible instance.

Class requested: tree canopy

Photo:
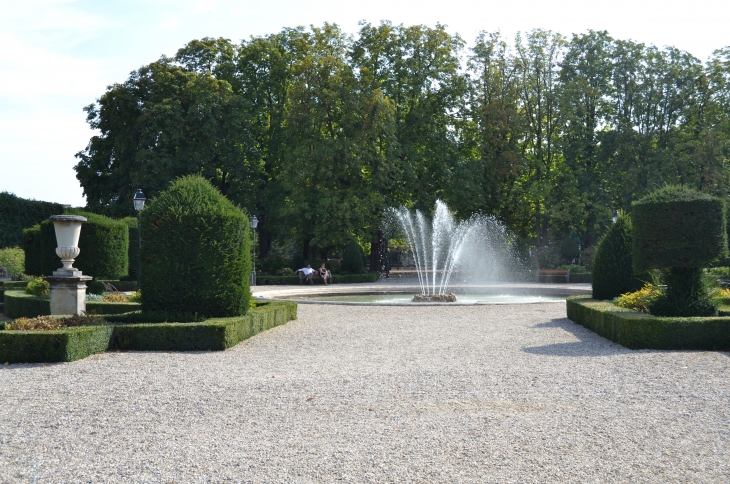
[75,23,730,259]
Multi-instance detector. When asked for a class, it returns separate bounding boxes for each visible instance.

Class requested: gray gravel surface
[1,303,729,483]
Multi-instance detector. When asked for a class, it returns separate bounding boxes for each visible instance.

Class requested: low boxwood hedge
[567,296,730,350]
[257,272,380,285]
[3,290,142,319]
[0,301,297,363]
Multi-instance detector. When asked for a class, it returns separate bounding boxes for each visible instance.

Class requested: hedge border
[258,272,380,285]
[0,301,297,363]
[3,290,141,319]
[566,296,730,350]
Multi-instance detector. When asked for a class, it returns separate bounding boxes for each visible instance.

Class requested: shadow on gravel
[522,318,631,357]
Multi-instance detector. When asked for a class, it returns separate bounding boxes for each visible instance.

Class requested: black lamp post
[133,189,146,287]
[612,209,618,224]
[250,215,258,286]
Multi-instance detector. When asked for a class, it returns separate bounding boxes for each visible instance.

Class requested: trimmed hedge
[0,325,114,364]
[0,192,64,249]
[257,272,380,285]
[632,186,727,271]
[3,290,140,319]
[39,210,129,278]
[23,224,42,276]
[567,296,730,350]
[142,176,251,317]
[0,301,297,363]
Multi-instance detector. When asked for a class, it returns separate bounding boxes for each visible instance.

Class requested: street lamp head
[133,189,146,212]
[612,209,618,224]
[250,215,258,229]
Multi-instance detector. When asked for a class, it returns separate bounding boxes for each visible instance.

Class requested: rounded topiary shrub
[592,214,646,300]
[632,185,727,317]
[632,185,727,272]
[341,239,364,274]
[22,224,42,276]
[141,175,251,317]
[38,210,129,278]
[121,216,140,280]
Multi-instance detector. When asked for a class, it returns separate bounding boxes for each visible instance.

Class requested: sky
[1,0,728,207]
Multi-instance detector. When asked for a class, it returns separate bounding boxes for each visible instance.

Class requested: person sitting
[318,263,332,285]
[297,265,315,285]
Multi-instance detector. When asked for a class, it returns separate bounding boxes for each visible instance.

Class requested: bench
[536,269,570,283]
[297,270,334,285]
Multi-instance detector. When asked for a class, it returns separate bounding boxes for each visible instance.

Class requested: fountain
[387,200,513,302]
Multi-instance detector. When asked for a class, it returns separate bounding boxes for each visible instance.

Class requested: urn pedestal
[45,215,92,315]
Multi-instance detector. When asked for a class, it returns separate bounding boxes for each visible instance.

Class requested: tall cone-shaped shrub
[141,176,251,317]
[592,214,646,300]
[632,185,727,317]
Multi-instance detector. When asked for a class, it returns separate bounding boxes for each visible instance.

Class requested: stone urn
[50,215,86,275]
[45,215,92,315]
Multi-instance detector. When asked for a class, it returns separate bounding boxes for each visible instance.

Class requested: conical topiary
[591,214,646,300]
[341,239,365,274]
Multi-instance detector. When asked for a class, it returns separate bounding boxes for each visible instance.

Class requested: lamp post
[133,189,146,287]
[250,215,258,286]
[612,209,618,224]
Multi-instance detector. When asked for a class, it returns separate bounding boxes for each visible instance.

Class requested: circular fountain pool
[286,292,566,305]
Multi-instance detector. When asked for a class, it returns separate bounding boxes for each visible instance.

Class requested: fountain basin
[252,282,591,306]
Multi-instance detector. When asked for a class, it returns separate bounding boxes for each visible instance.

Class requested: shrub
[581,245,596,271]
[121,217,140,280]
[0,247,24,279]
[341,240,365,274]
[22,224,42,276]
[6,313,105,331]
[592,214,646,300]
[38,210,129,278]
[535,245,563,270]
[614,283,660,313]
[25,277,49,298]
[632,186,727,317]
[141,175,251,317]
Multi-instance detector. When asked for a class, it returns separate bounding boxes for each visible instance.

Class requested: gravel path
[1,303,729,483]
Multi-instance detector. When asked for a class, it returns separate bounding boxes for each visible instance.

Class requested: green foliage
[592,215,647,300]
[0,192,64,249]
[141,175,251,317]
[0,301,296,363]
[536,245,564,270]
[341,240,365,274]
[37,211,129,278]
[22,224,42,276]
[567,296,730,350]
[0,248,24,279]
[25,277,49,298]
[649,267,718,317]
[121,217,140,280]
[632,186,727,271]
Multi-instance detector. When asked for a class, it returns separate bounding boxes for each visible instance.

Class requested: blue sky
[1,0,728,207]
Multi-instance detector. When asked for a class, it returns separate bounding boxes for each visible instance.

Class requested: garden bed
[566,296,730,350]
[0,301,297,363]
[3,290,139,319]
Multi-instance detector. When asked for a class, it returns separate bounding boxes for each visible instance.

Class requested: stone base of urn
[45,270,93,315]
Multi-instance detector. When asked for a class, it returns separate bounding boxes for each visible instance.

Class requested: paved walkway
[1,302,728,482]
